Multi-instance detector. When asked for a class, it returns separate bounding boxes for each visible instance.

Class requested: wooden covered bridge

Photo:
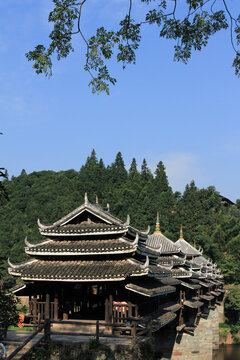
[7,194,225,358]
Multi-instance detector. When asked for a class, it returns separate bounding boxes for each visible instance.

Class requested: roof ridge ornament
[84,192,88,205]
[154,212,161,234]
[198,247,203,254]
[179,224,184,240]
[144,225,150,235]
[96,195,98,204]
[140,256,149,270]
[37,219,49,231]
[158,243,163,254]
[24,236,35,248]
[106,203,110,212]
[125,214,130,226]
[8,258,37,269]
[132,233,139,247]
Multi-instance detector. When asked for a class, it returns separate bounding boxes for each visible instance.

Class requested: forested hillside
[1,150,240,286]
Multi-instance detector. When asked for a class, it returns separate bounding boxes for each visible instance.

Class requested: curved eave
[25,247,137,256]
[127,227,148,240]
[9,271,147,282]
[40,228,127,237]
[137,247,159,258]
[8,269,23,277]
[171,268,192,279]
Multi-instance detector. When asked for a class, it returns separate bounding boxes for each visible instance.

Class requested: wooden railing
[6,322,49,360]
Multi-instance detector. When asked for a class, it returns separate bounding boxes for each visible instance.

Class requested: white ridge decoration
[8,258,37,269]
[125,214,130,226]
[158,243,163,254]
[132,233,139,247]
[24,236,35,248]
[142,225,150,235]
[37,219,49,231]
[140,256,149,270]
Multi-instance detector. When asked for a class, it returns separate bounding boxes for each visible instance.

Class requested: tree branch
[222,0,238,53]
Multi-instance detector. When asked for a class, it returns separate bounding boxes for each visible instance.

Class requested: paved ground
[5,329,132,345]
[4,330,132,359]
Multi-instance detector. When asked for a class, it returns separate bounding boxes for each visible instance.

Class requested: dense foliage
[223,288,240,341]
[225,289,240,325]
[26,0,240,94]
[0,290,19,339]
[0,150,240,286]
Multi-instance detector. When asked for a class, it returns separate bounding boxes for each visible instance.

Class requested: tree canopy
[1,150,240,286]
[26,0,240,94]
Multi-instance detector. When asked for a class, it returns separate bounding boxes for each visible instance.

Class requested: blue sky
[1,0,240,201]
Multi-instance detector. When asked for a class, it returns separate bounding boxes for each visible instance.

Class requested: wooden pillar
[54,291,59,321]
[135,304,138,318]
[131,321,137,345]
[33,296,37,331]
[109,295,113,323]
[44,320,51,343]
[45,293,50,320]
[96,320,99,340]
[147,320,152,337]
[105,298,109,323]
[128,301,132,318]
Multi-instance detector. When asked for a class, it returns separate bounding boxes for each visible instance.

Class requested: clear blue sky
[1,1,240,201]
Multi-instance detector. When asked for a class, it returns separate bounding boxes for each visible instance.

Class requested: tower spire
[154,212,161,234]
[179,224,184,240]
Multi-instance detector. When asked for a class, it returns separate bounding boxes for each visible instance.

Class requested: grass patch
[8,326,34,331]
[219,322,231,330]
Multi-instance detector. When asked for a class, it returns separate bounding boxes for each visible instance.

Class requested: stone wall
[211,308,219,350]
[154,308,219,360]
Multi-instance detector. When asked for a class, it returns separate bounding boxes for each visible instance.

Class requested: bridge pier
[172,308,219,360]
[155,308,219,359]
[211,307,219,351]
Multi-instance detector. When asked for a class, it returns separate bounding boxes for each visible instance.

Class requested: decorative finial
[194,240,196,248]
[154,212,161,234]
[107,203,110,212]
[179,224,184,240]
[96,195,98,204]
[84,192,88,205]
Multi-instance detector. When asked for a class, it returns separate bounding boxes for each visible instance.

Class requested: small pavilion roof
[184,259,201,270]
[151,255,186,267]
[170,267,192,278]
[193,256,211,266]
[175,239,202,257]
[146,233,180,255]
[148,264,172,277]
[175,225,202,256]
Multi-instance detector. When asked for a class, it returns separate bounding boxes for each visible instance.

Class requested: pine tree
[109,152,127,187]
[140,159,152,185]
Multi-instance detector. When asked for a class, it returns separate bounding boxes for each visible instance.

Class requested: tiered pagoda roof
[8,196,223,298]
